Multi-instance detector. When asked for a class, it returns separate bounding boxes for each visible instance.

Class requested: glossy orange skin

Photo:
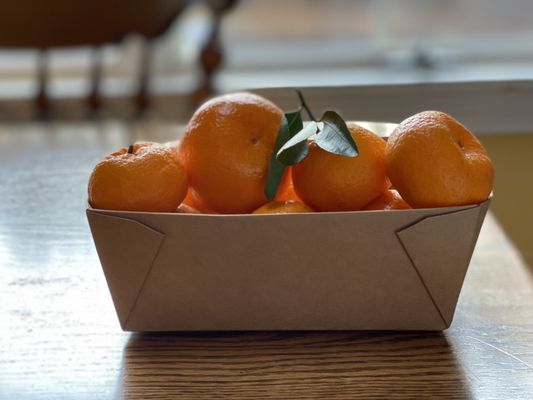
[88,142,188,212]
[176,203,201,213]
[252,200,313,214]
[274,167,304,202]
[292,123,390,212]
[177,92,283,214]
[182,188,217,214]
[181,168,302,214]
[385,111,494,208]
[363,189,411,211]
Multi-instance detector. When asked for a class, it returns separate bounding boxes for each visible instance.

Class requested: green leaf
[285,108,304,135]
[315,110,358,157]
[276,121,317,165]
[264,110,306,200]
[265,114,291,200]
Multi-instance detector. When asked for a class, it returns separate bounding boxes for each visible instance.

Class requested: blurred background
[3,0,533,118]
[0,0,531,266]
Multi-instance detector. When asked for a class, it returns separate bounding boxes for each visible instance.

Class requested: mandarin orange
[176,203,201,213]
[292,123,389,211]
[274,167,304,202]
[182,188,217,214]
[385,111,494,208]
[252,200,313,214]
[88,142,187,212]
[363,189,411,211]
[177,92,283,214]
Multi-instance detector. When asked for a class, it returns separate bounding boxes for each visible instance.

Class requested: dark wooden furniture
[0,121,531,399]
[0,0,236,119]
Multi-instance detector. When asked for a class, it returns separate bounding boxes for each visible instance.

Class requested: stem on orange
[297,89,317,122]
[127,145,134,154]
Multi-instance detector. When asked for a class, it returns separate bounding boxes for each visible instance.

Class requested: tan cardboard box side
[87,199,489,331]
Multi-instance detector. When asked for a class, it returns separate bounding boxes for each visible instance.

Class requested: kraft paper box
[87,199,489,331]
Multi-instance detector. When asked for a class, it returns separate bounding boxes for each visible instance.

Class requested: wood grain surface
[0,121,532,400]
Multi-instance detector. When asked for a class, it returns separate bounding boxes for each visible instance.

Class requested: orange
[252,200,313,214]
[182,188,217,214]
[182,168,302,214]
[363,189,411,211]
[88,142,188,212]
[274,167,304,202]
[292,123,389,211]
[385,111,494,208]
[176,203,201,214]
[177,92,283,214]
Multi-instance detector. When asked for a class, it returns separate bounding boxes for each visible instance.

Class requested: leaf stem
[297,90,317,122]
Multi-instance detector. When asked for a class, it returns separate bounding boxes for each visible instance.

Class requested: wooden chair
[0,0,236,119]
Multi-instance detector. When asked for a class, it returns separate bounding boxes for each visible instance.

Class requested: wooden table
[0,121,532,399]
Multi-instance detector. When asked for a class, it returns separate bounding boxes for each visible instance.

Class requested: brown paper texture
[87,199,489,332]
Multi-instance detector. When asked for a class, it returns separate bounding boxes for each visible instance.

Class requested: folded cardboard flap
[396,199,490,328]
[87,199,489,331]
[87,210,165,328]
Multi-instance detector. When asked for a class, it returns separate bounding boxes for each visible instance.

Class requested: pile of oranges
[88,92,494,214]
